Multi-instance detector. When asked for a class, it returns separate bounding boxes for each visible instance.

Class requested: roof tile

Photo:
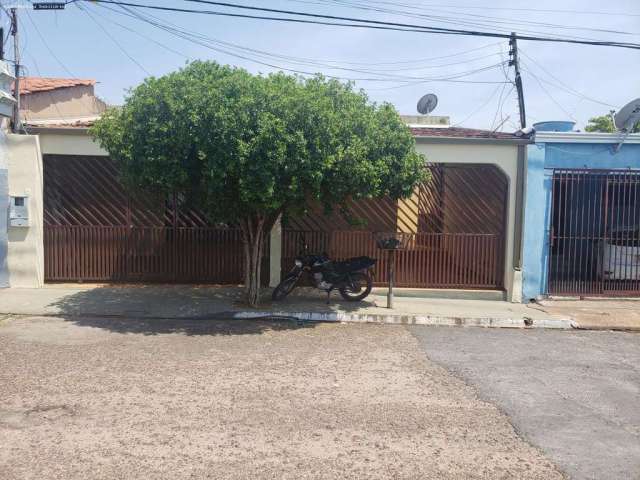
[14,77,96,95]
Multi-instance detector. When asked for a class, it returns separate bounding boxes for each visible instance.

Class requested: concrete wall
[414,140,522,301]
[37,130,107,156]
[522,136,640,301]
[0,130,8,287]
[21,85,107,122]
[6,134,44,287]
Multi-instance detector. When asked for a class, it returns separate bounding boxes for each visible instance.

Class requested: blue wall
[522,141,640,301]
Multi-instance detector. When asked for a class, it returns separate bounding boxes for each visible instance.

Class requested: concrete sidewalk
[0,285,572,329]
[536,299,640,331]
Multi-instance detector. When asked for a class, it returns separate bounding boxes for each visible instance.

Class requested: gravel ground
[0,316,563,480]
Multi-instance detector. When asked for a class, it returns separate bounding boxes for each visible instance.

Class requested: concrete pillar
[0,130,8,287]
[269,215,282,287]
[6,133,44,287]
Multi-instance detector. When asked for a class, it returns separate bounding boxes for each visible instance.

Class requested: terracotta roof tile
[14,77,96,95]
[410,126,523,140]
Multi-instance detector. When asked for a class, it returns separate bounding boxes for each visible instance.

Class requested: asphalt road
[409,326,640,480]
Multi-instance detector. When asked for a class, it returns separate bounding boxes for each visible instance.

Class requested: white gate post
[269,215,282,287]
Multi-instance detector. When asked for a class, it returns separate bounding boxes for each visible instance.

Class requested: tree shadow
[58,316,311,337]
[45,284,314,336]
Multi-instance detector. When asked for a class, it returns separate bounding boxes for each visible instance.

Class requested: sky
[5,0,640,131]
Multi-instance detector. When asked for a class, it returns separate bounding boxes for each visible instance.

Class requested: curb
[0,310,576,330]
[231,311,577,329]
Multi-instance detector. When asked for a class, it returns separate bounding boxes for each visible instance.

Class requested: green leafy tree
[91,61,427,306]
[585,113,639,133]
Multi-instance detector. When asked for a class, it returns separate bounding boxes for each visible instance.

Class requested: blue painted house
[522,124,640,301]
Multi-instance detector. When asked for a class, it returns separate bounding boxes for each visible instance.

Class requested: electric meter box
[9,195,29,227]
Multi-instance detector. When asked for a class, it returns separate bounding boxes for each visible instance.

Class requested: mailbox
[9,195,29,227]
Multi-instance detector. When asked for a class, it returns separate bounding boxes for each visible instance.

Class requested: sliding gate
[549,169,640,296]
[43,155,246,283]
[283,164,508,290]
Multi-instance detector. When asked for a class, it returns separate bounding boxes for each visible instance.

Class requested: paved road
[409,327,640,480]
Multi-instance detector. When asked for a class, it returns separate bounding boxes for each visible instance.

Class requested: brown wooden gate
[283,164,508,289]
[43,155,247,283]
[549,169,640,296]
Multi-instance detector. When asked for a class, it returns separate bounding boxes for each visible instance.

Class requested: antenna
[417,93,438,115]
[613,98,640,153]
[614,98,640,132]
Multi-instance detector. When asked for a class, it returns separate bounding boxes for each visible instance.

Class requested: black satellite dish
[417,93,438,115]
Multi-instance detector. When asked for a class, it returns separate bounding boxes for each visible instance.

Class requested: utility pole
[509,32,526,129]
[10,8,21,133]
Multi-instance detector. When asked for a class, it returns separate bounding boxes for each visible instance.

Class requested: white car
[598,228,640,280]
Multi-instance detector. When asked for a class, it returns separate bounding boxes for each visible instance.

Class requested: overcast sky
[9,0,640,131]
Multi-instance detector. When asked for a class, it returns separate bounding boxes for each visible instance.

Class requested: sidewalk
[0,285,572,329]
[535,299,640,331]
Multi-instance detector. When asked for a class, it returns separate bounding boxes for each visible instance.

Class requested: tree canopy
[585,114,640,133]
[91,61,427,305]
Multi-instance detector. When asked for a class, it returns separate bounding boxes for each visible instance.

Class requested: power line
[96,3,508,86]
[77,2,151,75]
[80,0,640,50]
[450,82,504,128]
[519,49,619,109]
[327,0,640,17]
[522,64,578,122]
[81,4,189,59]
[307,0,639,40]
[180,0,640,46]
[24,9,75,77]
[106,2,505,71]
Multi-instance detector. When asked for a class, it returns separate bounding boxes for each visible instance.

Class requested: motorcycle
[272,236,376,302]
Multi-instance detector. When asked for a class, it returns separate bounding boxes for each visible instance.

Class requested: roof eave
[26,125,91,135]
[413,135,532,145]
[534,131,640,144]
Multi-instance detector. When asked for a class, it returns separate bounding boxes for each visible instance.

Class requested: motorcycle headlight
[295,259,303,267]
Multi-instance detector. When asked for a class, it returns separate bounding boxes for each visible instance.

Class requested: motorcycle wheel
[339,272,373,302]
[272,275,299,301]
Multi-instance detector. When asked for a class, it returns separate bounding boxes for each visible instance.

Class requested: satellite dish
[614,98,640,131]
[417,93,438,115]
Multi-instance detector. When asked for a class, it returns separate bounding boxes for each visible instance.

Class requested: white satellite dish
[614,98,640,131]
[417,93,438,115]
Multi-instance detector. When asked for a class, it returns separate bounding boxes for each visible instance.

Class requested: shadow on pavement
[58,316,312,336]
[45,284,316,336]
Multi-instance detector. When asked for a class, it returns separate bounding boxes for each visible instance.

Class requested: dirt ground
[0,316,563,480]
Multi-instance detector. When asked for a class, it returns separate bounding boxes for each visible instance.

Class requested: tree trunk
[239,213,282,307]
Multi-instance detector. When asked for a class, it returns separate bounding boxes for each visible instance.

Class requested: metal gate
[43,155,249,283]
[549,169,640,296]
[283,164,508,289]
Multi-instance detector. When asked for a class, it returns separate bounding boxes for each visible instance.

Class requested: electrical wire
[521,63,577,122]
[80,0,640,50]
[79,4,189,59]
[304,0,639,40]
[182,0,638,41]
[319,0,640,17]
[449,82,505,128]
[77,2,151,75]
[519,49,619,109]
[114,3,505,81]
[95,2,508,86]
[102,2,505,71]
